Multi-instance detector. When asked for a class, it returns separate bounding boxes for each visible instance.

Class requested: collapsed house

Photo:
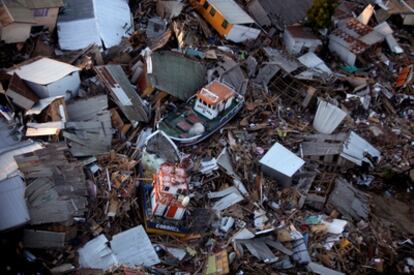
[301,131,381,170]
[7,57,81,99]
[329,18,384,66]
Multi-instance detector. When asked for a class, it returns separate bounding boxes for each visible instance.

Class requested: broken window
[203,1,209,9]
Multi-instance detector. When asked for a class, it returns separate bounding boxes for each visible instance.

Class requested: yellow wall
[190,0,233,37]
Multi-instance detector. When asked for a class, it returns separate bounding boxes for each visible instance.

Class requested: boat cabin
[151,163,190,220]
[194,81,236,120]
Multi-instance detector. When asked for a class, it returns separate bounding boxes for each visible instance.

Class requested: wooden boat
[158,80,244,146]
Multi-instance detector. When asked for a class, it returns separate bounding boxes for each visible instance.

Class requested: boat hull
[158,100,244,146]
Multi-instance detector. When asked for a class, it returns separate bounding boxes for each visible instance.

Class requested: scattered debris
[0,1,413,274]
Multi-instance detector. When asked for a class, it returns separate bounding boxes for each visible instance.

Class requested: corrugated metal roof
[17,0,63,9]
[95,65,150,123]
[208,0,255,24]
[8,57,80,85]
[57,0,132,50]
[0,176,30,231]
[148,51,206,100]
[341,131,381,166]
[111,226,160,267]
[79,226,160,270]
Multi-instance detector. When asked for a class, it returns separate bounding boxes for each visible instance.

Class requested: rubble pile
[0,0,413,274]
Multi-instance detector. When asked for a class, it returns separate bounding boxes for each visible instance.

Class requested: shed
[57,0,133,51]
[283,25,322,55]
[260,142,305,186]
[0,0,35,43]
[7,57,80,99]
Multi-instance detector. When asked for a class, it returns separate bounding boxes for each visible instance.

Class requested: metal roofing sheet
[57,0,132,50]
[58,0,94,22]
[148,51,206,100]
[94,0,133,48]
[260,142,305,177]
[8,57,80,85]
[341,131,380,166]
[208,0,255,24]
[313,100,347,134]
[0,176,30,231]
[95,65,150,122]
[18,0,64,8]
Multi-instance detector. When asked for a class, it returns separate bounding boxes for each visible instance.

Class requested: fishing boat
[158,80,244,146]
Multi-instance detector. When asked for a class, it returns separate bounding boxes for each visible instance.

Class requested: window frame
[221,19,228,29]
[203,1,209,9]
[209,7,216,16]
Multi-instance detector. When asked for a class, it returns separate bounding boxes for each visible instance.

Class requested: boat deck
[159,97,242,140]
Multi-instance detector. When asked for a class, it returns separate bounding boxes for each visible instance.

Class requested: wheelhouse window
[222,19,228,29]
[209,7,216,16]
[203,2,209,9]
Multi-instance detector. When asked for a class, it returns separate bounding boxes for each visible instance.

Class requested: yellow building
[190,0,260,43]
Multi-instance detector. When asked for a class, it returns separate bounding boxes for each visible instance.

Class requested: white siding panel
[226,25,260,43]
[57,19,101,51]
[46,72,80,99]
[94,0,133,48]
[1,23,32,44]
